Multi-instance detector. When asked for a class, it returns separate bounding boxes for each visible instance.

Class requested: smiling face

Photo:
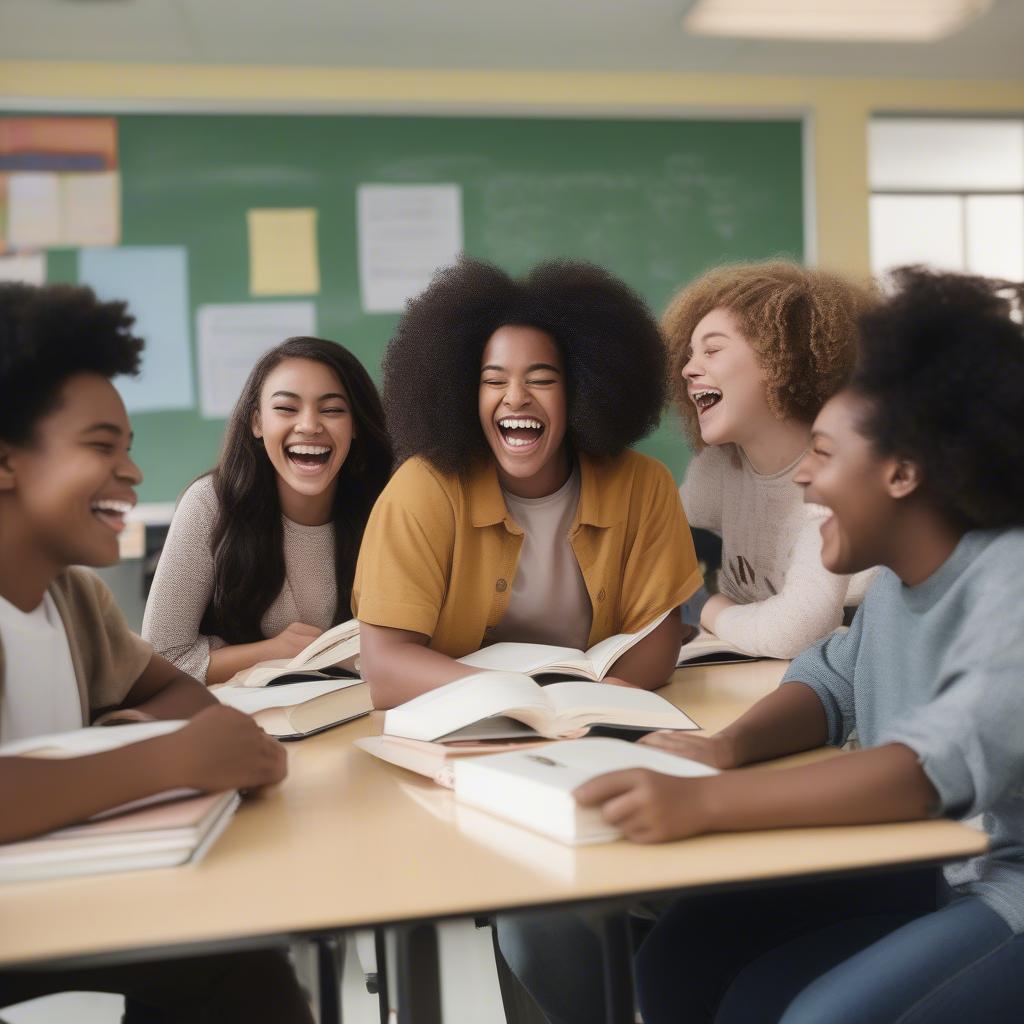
[252,357,354,519]
[0,372,141,570]
[793,389,920,576]
[682,307,775,448]
[478,325,570,498]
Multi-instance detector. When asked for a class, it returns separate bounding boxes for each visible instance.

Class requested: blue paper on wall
[78,246,194,412]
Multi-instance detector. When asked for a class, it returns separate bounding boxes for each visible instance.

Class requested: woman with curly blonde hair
[665,260,875,659]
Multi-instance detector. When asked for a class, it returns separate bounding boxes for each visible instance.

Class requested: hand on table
[574,769,711,844]
[171,705,287,795]
[639,730,739,770]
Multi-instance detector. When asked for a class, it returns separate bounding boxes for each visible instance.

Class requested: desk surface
[0,661,987,969]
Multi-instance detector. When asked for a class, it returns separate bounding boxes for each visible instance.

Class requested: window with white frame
[869,117,1024,284]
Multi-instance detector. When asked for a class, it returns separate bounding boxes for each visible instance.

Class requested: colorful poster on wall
[0,117,120,251]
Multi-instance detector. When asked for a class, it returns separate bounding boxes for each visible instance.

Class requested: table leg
[375,927,390,1024]
[599,911,635,1024]
[315,934,344,1024]
[396,922,442,1024]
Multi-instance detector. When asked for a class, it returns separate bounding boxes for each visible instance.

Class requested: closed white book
[383,672,698,743]
[453,737,717,845]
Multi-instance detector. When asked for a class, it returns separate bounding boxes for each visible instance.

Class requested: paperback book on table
[676,628,763,667]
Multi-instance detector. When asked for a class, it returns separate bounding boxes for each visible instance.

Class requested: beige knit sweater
[681,445,873,659]
[141,475,336,682]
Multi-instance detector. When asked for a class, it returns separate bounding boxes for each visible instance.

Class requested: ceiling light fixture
[682,0,993,42]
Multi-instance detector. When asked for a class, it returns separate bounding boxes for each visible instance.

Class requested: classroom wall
[2,62,1023,279]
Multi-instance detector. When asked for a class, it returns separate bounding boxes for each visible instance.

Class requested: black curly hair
[852,266,1024,529]
[382,257,667,474]
[0,282,143,445]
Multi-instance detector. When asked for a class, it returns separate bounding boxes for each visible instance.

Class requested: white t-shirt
[491,465,593,651]
[0,592,82,744]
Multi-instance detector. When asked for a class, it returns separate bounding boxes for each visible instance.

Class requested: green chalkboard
[34,112,803,501]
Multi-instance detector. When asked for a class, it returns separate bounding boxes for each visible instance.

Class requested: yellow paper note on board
[247,208,320,296]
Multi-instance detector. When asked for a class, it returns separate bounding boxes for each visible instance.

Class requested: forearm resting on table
[0,741,182,844]
[713,682,831,767]
[359,622,478,709]
[607,611,684,690]
[702,743,939,834]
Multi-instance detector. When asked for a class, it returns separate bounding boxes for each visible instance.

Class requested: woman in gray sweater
[583,268,1024,1023]
[143,337,392,684]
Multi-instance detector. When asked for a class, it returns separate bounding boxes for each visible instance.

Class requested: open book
[228,619,360,688]
[457,610,670,681]
[454,737,717,845]
[677,628,762,667]
[214,677,373,740]
[383,671,698,743]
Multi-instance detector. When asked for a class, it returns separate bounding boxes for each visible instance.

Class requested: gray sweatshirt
[782,528,1024,933]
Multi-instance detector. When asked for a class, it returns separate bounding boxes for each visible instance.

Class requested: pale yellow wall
[2,61,1022,277]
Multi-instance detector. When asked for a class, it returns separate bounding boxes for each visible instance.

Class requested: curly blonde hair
[663,260,876,449]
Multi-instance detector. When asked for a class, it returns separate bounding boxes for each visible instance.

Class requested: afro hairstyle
[852,266,1024,530]
[0,282,143,445]
[662,260,876,449]
[382,256,667,474]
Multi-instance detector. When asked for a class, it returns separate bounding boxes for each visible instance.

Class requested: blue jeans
[637,871,1024,1024]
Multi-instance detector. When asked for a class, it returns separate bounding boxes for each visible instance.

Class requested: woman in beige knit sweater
[142,337,392,684]
[665,261,875,659]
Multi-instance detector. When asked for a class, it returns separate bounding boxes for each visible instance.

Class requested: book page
[457,642,592,677]
[383,672,550,742]
[676,628,758,665]
[290,620,360,669]
[583,608,672,678]
[0,720,186,759]
[215,677,363,714]
[542,681,695,728]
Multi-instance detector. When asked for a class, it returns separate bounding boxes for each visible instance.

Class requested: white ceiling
[1,0,1022,79]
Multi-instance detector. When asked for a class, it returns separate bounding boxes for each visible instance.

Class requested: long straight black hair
[200,337,392,645]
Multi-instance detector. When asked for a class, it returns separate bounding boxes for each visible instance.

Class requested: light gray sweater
[141,476,336,682]
[783,528,1024,933]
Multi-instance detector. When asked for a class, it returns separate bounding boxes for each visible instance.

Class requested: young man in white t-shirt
[0,282,313,1023]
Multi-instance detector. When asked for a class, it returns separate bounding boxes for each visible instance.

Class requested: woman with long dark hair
[143,337,392,685]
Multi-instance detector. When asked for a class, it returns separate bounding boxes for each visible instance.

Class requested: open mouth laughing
[496,416,546,453]
[285,443,333,473]
[90,498,133,534]
[691,388,723,416]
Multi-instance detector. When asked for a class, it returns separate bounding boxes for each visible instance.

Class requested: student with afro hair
[664,260,876,658]
[0,283,312,1023]
[352,257,703,708]
[579,268,1024,1024]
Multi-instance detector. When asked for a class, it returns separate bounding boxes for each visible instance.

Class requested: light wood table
[0,661,988,1020]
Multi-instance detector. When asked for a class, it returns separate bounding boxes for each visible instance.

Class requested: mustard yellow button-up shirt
[352,449,703,658]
